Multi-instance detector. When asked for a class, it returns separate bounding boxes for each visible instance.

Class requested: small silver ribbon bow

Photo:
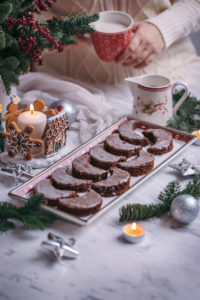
[0,162,33,183]
[169,158,200,176]
[41,232,79,260]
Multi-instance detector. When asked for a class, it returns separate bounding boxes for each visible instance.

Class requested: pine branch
[119,175,200,222]
[0,2,13,24]
[47,13,99,38]
[0,2,99,94]
[168,90,200,132]
[0,27,6,49]
[0,193,56,232]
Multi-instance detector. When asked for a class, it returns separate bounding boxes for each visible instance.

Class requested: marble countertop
[1,84,200,300]
[0,133,200,300]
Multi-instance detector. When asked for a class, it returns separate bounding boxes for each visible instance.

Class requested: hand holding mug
[116,21,165,68]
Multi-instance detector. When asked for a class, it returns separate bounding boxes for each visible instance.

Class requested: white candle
[17,104,47,139]
[122,222,145,244]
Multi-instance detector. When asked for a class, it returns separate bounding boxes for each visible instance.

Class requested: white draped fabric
[17,72,133,143]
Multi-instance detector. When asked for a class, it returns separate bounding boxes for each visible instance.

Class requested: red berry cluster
[17,37,43,65]
[36,22,63,52]
[7,0,63,64]
[8,13,36,31]
[35,0,57,12]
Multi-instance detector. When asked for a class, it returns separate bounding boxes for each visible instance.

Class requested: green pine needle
[0,2,13,24]
[168,90,200,132]
[119,175,200,222]
[0,29,6,50]
[0,193,56,232]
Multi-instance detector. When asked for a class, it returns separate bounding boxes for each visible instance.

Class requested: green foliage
[119,175,200,222]
[0,27,6,50]
[4,33,14,47]
[0,67,19,94]
[47,13,98,37]
[0,193,56,232]
[0,0,99,94]
[168,90,200,132]
[0,2,13,24]
[2,56,19,70]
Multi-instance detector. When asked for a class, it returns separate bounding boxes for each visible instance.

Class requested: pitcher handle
[172,80,189,118]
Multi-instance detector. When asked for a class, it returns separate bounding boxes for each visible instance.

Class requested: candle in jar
[17,104,47,139]
[192,130,200,146]
[122,222,145,243]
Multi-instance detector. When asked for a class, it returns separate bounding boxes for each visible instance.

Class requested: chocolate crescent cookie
[104,133,142,157]
[89,144,126,169]
[143,129,173,155]
[34,179,77,206]
[51,168,92,192]
[93,167,131,197]
[118,151,154,176]
[57,190,103,216]
[119,120,148,146]
[72,154,108,182]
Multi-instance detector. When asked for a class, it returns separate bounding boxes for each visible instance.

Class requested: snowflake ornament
[3,122,43,160]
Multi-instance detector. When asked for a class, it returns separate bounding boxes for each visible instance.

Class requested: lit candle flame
[30,104,34,115]
[131,222,137,230]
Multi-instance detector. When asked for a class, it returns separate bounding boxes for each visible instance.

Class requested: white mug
[125,74,189,125]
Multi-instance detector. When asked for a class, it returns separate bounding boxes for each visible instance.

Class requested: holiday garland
[0,0,99,94]
[0,193,55,231]
[119,174,200,222]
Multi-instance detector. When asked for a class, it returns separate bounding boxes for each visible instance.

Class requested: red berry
[56,105,64,112]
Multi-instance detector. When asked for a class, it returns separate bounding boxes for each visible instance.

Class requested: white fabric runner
[17,72,133,143]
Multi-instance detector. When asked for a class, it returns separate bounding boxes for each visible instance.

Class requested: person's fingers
[115,48,131,64]
[122,47,151,67]
[133,53,156,69]
[115,34,141,63]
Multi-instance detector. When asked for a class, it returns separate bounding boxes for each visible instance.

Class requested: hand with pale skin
[115,21,165,68]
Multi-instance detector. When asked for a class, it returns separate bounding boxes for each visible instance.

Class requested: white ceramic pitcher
[125,74,189,126]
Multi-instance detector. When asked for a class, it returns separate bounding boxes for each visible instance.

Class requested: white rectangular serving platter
[9,116,197,226]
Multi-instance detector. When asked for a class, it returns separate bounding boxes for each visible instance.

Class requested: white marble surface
[1,136,200,300]
[1,86,200,300]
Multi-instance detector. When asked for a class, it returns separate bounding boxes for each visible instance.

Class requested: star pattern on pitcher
[3,121,43,160]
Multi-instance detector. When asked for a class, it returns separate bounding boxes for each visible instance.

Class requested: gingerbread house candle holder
[2,97,68,161]
[43,111,68,157]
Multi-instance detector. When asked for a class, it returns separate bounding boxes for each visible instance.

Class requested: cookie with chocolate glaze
[89,144,126,169]
[104,133,142,157]
[34,179,77,206]
[72,154,108,182]
[57,190,103,216]
[93,167,130,197]
[119,120,148,146]
[51,168,92,192]
[143,129,173,155]
[118,151,154,176]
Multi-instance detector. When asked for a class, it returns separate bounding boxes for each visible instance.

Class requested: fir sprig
[0,0,99,94]
[119,175,200,222]
[0,193,56,232]
[168,90,200,133]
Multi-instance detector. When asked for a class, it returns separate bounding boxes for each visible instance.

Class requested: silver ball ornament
[170,194,199,224]
[49,100,77,127]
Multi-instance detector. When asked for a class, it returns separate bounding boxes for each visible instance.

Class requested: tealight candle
[192,130,200,146]
[122,222,145,244]
[17,104,47,139]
